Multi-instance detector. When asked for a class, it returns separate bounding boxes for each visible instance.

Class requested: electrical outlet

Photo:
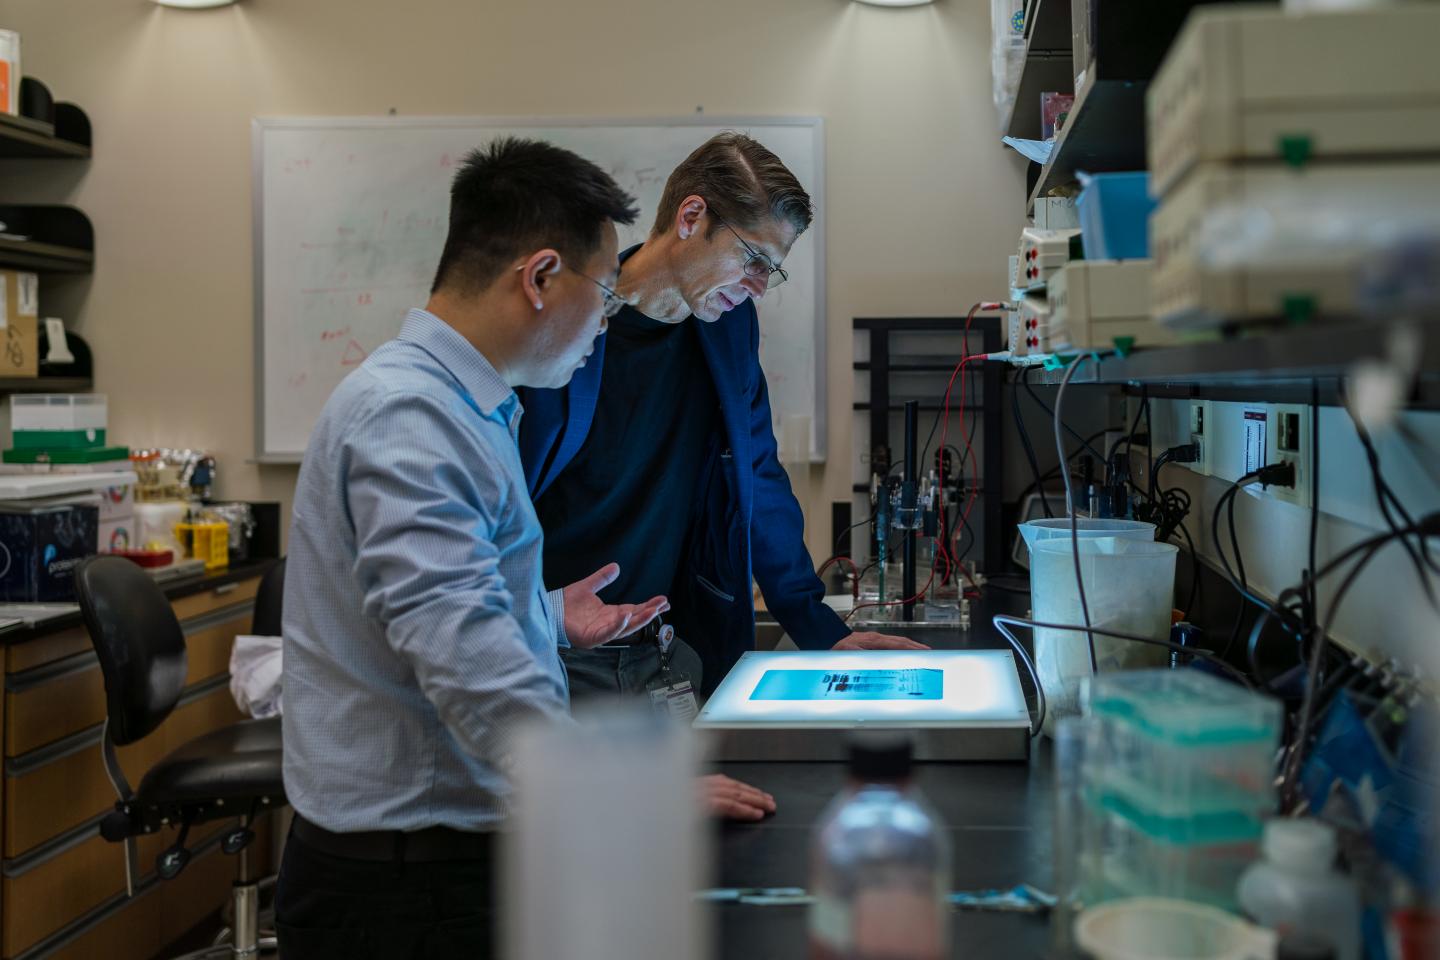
[1264,403,1313,509]
[1187,400,1213,476]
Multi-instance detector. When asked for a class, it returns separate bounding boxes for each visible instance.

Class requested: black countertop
[715,583,1055,958]
[0,557,277,647]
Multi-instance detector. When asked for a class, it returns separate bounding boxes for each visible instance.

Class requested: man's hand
[833,631,931,651]
[699,774,776,821]
[562,563,669,649]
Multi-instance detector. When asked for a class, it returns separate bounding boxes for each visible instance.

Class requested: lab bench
[0,559,276,960]
[719,592,1054,958]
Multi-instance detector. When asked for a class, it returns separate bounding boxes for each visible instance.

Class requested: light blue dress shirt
[283,308,569,833]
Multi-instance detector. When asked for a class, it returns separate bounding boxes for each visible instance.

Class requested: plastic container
[1081,670,1283,911]
[1237,820,1360,960]
[1077,172,1156,260]
[1029,538,1176,732]
[175,520,229,571]
[1018,517,1156,558]
[809,733,949,960]
[1075,897,1278,960]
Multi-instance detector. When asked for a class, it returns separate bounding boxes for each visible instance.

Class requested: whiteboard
[251,115,826,462]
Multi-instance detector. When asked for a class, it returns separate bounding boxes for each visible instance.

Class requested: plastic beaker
[1018,517,1156,560]
[1030,537,1177,736]
[1074,897,1278,960]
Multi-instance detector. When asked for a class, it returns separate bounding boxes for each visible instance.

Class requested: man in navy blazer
[519,133,922,699]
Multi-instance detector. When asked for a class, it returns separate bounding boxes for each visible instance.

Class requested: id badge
[648,674,699,723]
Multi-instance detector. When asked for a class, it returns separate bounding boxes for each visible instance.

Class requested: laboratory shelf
[1025,73,1148,214]
[0,377,92,395]
[0,109,91,159]
[1026,318,1440,406]
[0,206,95,274]
[1001,0,1074,140]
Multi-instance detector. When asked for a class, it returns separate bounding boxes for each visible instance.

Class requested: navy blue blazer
[517,287,850,685]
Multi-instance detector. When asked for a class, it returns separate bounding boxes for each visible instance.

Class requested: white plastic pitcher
[1018,517,1156,560]
[1030,537,1177,736]
[1075,897,1278,960]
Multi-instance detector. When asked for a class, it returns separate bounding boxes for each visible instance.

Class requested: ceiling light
[153,0,241,8]
[854,0,935,6]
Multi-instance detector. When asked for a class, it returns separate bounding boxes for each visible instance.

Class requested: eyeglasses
[569,267,628,318]
[709,209,790,289]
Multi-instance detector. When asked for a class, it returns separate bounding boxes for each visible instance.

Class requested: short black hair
[431,137,639,294]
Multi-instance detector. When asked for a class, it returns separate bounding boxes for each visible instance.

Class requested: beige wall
[3,0,1025,558]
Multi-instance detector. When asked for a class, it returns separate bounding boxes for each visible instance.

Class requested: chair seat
[135,717,285,810]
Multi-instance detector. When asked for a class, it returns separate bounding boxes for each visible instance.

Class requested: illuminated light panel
[697,650,1030,728]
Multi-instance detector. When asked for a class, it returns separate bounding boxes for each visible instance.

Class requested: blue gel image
[749,668,943,701]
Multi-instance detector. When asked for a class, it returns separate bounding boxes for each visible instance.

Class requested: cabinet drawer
[1,818,232,958]
[2,575,262,676]
[5,607,252,759]
[171,577,260,624]
[4,684,245,859]
[31,815,271,960]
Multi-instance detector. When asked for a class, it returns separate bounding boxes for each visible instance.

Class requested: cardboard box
[0,496,99,602]
[0,270,39,379]
[98,516,135,553]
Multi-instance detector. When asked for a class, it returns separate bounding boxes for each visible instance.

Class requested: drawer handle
[213,583,240,596]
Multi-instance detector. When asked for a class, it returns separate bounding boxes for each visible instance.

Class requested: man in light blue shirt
[276,139,775,960]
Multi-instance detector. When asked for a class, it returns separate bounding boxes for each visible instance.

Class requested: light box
[694,650,1031,762]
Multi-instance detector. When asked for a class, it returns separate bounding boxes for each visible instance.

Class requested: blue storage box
[1077,172,1155,260]
[0,498,99,602]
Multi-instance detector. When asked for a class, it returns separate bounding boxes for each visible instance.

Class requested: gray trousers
[560,639,705,702]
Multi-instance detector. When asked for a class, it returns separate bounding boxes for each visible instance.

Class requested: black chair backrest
[75,556,188,746]
[251,557,286,637]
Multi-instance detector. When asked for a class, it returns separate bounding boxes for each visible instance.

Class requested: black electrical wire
[1023,365,1108,463]
[1014,369,1052,518]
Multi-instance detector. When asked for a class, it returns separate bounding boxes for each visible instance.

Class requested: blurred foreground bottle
[809,732,950,960]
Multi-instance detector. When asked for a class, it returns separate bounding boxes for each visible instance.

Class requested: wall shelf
[1026,318,1440,406]
[1025,72,1147,213]
[0,206,95,275]
[0,377,93,395]
[1002,0,1074,140]
[0,108,91,159]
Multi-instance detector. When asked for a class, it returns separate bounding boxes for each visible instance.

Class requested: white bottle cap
[1263,818,1338,870]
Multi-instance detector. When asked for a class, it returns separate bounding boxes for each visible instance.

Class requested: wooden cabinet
[0,570,275,960]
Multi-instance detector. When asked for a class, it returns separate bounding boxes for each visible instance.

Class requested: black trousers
[274,825,496,960]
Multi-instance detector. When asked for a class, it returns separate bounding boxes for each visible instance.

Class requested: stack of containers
[4,394,135,552]
[1146,3,1440,330]
[1078,669,1282,912]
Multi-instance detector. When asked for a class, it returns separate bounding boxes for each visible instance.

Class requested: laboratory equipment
[1014,293,1050,355]
[1074,897,1278,960]
[867,400,946,622]
[1150,161,1440,329]
[1236,820,1360,960]
[1147,3,1440,198]
[9,393,107,449]
[1029,537,1176,732]
[1017,227,1081,289]
[1079,669,1283,911]
[809,733,949,960]
[1046,260,1176,353]
[694,649,1032,762]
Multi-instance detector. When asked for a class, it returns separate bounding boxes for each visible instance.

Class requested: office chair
[76,556,287,960]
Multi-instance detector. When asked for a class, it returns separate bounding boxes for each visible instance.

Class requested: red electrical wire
[844,542,941,623]
[817,555,862,599]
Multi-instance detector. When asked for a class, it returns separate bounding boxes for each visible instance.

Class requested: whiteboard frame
[251,114,827,464]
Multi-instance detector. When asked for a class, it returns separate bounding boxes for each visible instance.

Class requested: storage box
[1148,3,1440,198]
[1151,161,1440,329]
[1048,260,1176,352]
[10,393,105,432]
[0,496,99,602]
[4,445,130,465]
[98,516,134,553]
[1077,172,1154,260]
[0,270,39,379]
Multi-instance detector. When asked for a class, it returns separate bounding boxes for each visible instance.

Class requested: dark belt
[291,815,494,863]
